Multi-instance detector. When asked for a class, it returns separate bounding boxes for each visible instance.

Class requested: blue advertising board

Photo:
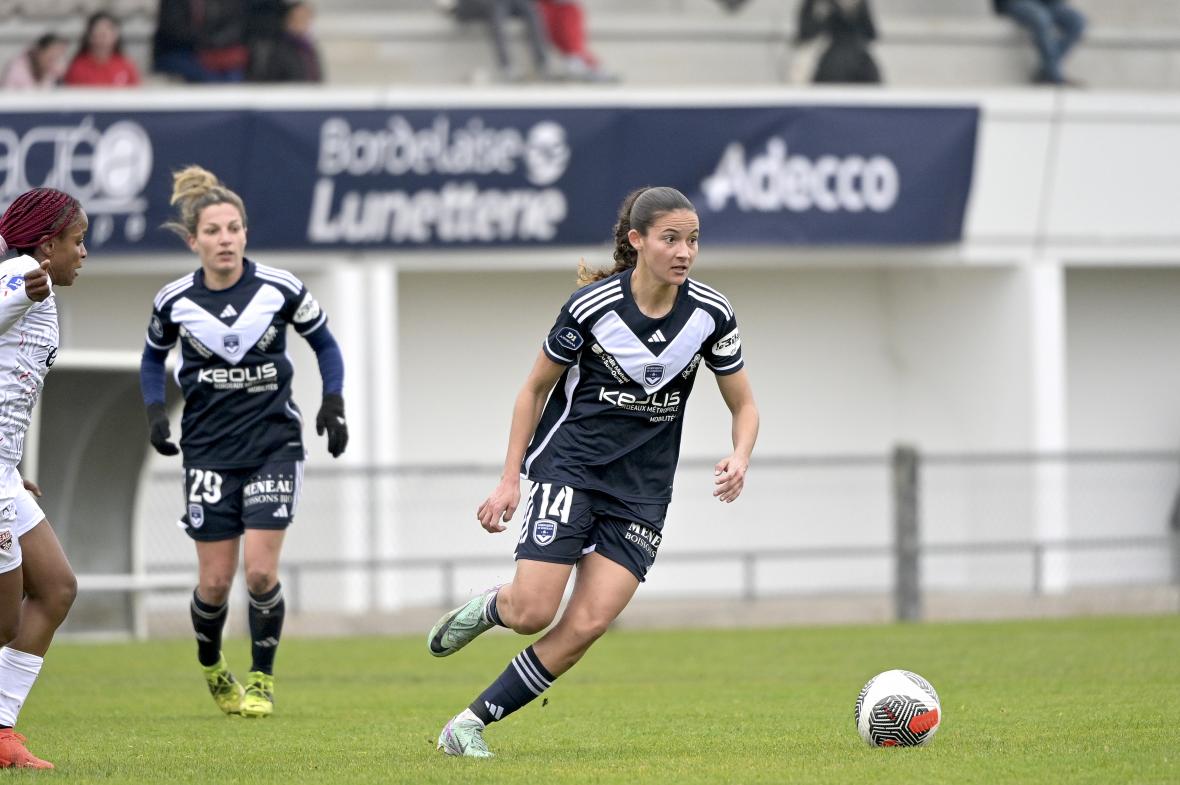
[0,104,977,252]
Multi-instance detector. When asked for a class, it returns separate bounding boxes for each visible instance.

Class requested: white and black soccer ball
[854,669,941,747]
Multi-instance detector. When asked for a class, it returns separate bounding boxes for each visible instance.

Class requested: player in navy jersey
[0,188,88,769]
[428,186,759,757]
[140,166,348,719]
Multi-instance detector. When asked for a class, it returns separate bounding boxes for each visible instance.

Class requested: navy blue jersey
[145,259,328,469]
[523,268,744,505]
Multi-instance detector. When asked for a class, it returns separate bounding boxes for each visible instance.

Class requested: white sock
[0,648,43,727]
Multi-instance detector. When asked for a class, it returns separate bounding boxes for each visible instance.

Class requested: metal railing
[78,446,1180,636]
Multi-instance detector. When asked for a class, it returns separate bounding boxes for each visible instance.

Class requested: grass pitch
[20,614,1179,784]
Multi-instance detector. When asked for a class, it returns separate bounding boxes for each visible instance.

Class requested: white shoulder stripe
[574,292,624,323]
[688,280,733,317]
[255,267,302,295]
[255,263,302,287]
[569,279,621,313]
[571,284,622,321]
[688,290,733,321]
[153,273,195,309]
[688,278,730,302]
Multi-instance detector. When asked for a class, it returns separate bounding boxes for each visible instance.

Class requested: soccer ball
[854,669,941,747]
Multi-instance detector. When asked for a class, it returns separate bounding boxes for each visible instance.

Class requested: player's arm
[0,261,49,335]
[141,303,181,456]
[141,343,179,456]
[303,326,347,458]
[477,351,566,533]
[713,368,759,503]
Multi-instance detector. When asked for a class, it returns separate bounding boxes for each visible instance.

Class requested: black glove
[315,394,348,458]
[146,402,179,456]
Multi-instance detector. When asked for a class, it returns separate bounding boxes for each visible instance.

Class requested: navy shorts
[514,482,668,582]
[179,460,304,542]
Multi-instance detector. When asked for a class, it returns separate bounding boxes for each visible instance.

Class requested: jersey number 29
[187,469,224,504]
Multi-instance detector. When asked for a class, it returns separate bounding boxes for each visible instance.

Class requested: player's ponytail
[162,165,248,241]
[0,188,81,258]
[577,186,696,287]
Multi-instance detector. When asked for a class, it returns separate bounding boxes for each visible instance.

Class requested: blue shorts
[179,460,304,542]
[514,483,668,582]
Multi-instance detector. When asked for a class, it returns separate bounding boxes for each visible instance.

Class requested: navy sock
[190,589,227,667]
[248,583,285,675]
[468,645,555,724]
[484,589,505,628]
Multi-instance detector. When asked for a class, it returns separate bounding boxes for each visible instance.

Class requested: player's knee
[52,571,78,617]
[244,570,277,596]
[510,606,558,635]
[568,614,611,647]
[199,578,233,606]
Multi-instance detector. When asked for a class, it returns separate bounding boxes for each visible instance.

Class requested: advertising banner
[0,104,977,252]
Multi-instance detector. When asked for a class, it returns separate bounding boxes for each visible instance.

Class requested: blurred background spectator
[152,0,249,83]
[793,0,882,84]
[993,0,1086,86]
[0,32,69,89]
[247,1,324,83]
[438,0,554,82]
[536,0,615,82]
[63,11,142,88]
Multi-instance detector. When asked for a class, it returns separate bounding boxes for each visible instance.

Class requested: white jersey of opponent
[0,256,58,467]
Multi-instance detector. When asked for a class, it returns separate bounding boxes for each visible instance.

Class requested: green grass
[17,614,1180,783]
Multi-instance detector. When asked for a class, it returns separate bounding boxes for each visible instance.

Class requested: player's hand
[477,478,520,533]
[713,454,748,503]
[21,479,41,498]
[315,394,348,458]
[23,261,51,302]
[146,402,180,456]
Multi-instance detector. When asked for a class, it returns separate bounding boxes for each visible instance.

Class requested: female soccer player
[140,166,348,718]
[428,186,759,757]
[0,188,89,768]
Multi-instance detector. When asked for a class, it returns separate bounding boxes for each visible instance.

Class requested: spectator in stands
[0,33,69,90]
[247,1,324,83]
[794,0,882,84]
[152,0,249,83]
[993,0,1085,86]
[63,12,142,88]
[535,0,615,82]
[439,0,553,82]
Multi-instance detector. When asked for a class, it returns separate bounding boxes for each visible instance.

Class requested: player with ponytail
[140,166,348,719]
[429,186,760,758]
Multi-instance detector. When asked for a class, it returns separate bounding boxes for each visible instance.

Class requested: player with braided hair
[0,188,89,769]
[428,186,759,758]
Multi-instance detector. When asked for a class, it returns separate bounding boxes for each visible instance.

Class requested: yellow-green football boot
[240,671,275,718]
[202,654,244,715]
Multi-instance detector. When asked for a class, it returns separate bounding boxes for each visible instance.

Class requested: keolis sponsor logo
[701,137,900,214]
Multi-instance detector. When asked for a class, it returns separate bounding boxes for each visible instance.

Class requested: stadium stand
[1,0,1179,88]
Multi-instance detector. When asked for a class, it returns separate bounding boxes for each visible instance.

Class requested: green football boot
[437,712,493,758]
[240,671,275,718]
[427,586,501,657]
[202,654,244,715]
